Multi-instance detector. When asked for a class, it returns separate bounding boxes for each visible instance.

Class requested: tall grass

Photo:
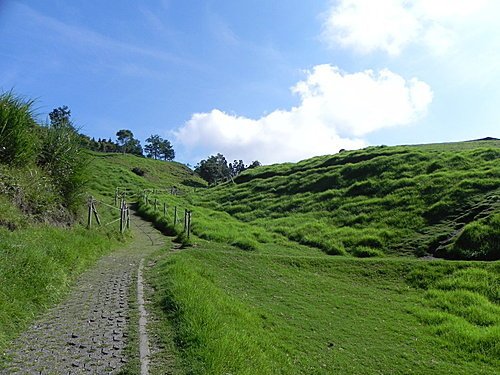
[0,91,38,166]
[0,225,120,356]
[38,122,89,214]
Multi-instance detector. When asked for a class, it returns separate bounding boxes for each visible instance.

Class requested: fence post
[163,202,166,216]
[174,206,177,227]
[154,198,158,211]
[183,209,187,233]
[187,211,191,239]
[92,201,101,226]
[126,206,130,229]
[120,200,124,234]
[87,196,93,229]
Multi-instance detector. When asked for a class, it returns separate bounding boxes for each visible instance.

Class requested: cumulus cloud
[175,65,432,165]
[323,0,492,55]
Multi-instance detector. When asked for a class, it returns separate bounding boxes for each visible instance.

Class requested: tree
[159,139,175,161]
[116,129,133,153]
[229,159,245,177]
[145,134,162,159]
[116,129,142,156]
[145,134,175,161]
[247,160,261,169]
[195,153,231,185]
[49,105,74,130]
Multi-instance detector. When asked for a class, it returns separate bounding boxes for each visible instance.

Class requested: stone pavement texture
[1,212,165,374]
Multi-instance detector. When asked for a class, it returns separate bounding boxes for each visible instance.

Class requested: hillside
[135,139,500,374]
[193,139,500,260]
[87,151,206,200]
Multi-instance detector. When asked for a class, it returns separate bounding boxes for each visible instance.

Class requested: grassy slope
[151,244,499,374]
[0,152,203,359]
[136,140,499,374]
[195,140,499,259]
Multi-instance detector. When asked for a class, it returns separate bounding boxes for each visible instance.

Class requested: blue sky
[1,0,499,165]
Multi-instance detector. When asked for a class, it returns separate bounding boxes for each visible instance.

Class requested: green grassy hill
[194,139,499,260]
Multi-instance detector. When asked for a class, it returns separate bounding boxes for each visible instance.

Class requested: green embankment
[195,140,500,260]
[137,140,499,374]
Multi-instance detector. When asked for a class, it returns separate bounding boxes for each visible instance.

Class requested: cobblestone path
[1,213,166,374]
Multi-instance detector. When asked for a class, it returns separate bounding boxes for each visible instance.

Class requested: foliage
[38,118,89,214]
[116,129,143,156]
[145,134,175,161]
[0,91,38,166]
[195,153,231,185]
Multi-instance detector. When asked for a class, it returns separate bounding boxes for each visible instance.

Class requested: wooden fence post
[154,198,158,211]
[183,209,187,233]
[187,211,191,239]
[87,196,93,229]
[174,206,177,227]
[126,206,130,229]
[92,201,101,226]
[120,199,125,234]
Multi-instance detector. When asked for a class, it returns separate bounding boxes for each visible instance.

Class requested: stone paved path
[1,212,166,374]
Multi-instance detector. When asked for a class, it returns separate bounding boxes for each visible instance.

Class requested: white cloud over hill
[175,65,432,164]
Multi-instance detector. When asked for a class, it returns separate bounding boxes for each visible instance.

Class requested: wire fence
[86,186,192,238]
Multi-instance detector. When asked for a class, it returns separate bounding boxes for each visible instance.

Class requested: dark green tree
[229,159,245,177]
[145,134,162,159]
[116,129,142,156]
[159,139,175,161]
[247,160,261,169]
[195,153,231,185]
[49,106,74,130]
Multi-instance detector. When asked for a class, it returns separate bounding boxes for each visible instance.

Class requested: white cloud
[323,0,493,55]
[175,65,432,164]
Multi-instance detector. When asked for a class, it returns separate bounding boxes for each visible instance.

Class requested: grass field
[146,239,499,374]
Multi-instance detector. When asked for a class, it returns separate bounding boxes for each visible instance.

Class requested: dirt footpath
[1,213,166,374]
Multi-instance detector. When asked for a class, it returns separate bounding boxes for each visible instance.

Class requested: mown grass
[148,239,499,374]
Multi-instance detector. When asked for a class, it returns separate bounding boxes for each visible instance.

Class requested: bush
[0,91,38,166]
